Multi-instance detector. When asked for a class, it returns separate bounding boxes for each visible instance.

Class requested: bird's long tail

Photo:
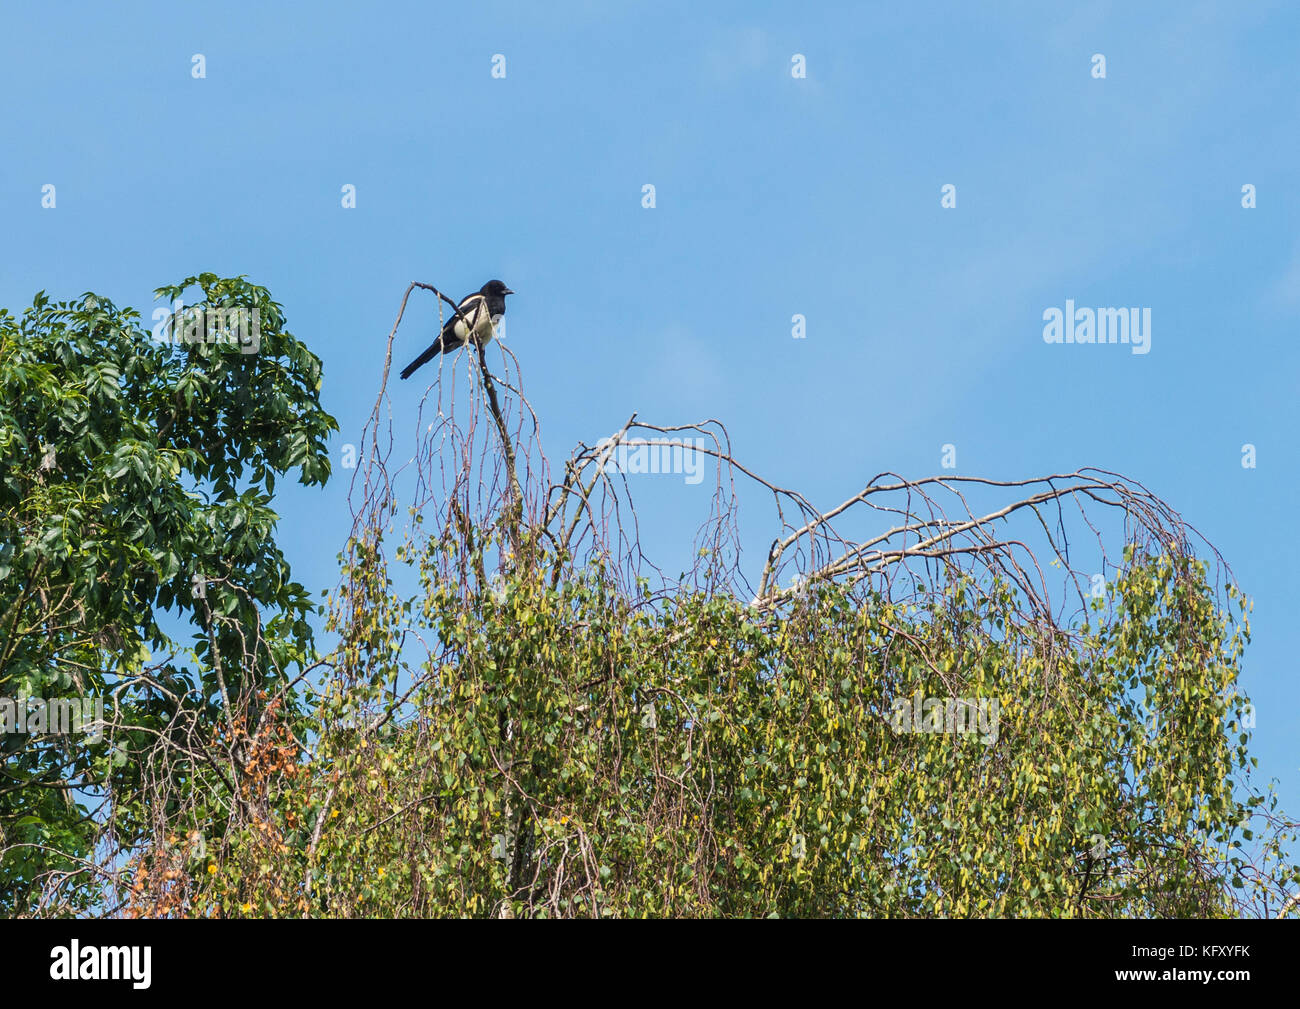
[399,337,445,380]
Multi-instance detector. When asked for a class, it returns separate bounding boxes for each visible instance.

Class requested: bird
[400,280,514,380]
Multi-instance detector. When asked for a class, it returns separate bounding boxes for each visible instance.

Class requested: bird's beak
[504,288,515,296]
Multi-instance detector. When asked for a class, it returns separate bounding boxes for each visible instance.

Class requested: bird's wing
[445,293,487,343]
[399,293,490,379]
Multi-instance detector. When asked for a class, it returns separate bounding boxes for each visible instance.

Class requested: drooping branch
[311,310,1291,919]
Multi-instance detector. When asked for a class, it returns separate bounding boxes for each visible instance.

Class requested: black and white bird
[400,279,514,380]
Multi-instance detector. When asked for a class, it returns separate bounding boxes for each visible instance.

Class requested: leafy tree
[175,285,1297,918]
[0,275,336,915]
[9,279,1296,918]
[259,546,1274,918]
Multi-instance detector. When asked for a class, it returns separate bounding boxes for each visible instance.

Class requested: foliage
[0,276,336,915]
[204,542,1279,918]
[177,285,1299,918]
[6,279,1295,918]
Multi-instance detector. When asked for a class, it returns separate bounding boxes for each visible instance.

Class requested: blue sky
[2,2,1296,817]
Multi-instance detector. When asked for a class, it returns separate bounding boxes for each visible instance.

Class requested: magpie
[400,279,514,380]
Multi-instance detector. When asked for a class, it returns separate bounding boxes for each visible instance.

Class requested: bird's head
[482,279,514,298]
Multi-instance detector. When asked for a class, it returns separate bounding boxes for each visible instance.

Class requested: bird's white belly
[454,303,499,345]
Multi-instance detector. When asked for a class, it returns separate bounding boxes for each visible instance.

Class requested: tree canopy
[2,278,1295,918]
[0,275,335,914]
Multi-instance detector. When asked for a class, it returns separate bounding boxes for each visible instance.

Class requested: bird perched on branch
[400,279,514,380]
